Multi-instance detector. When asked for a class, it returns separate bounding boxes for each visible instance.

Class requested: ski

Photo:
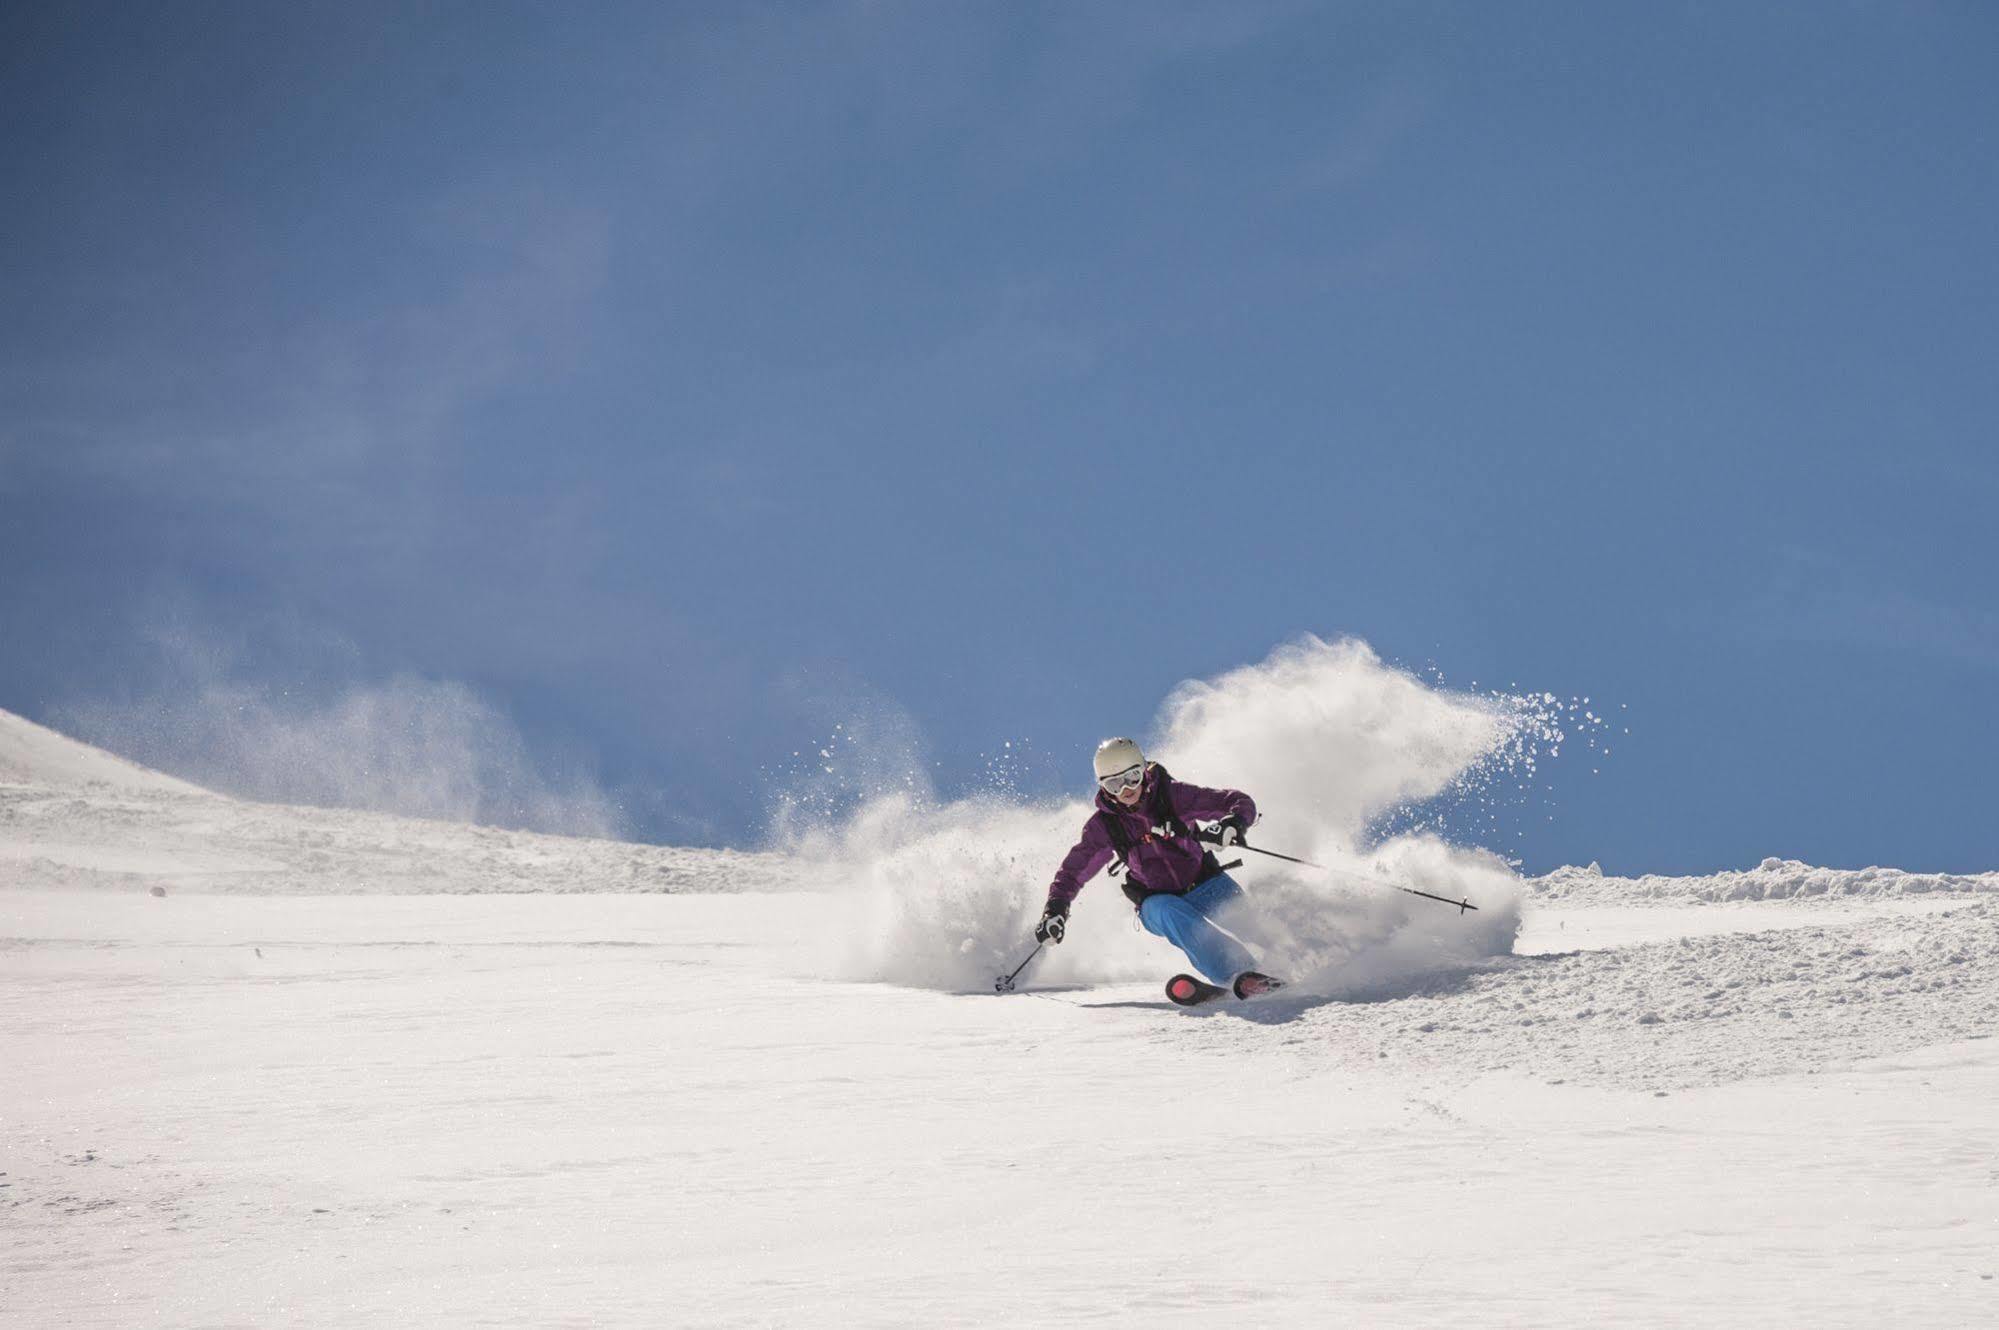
[1165,973,1229,1007]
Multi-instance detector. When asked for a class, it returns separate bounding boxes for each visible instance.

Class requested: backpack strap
[1100,806,1135,873]
[1143,763,1193,844]
[1100,764,1180,876]
[1101,765,1210,908]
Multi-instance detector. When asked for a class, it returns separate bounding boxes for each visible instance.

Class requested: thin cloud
[1749,546,1999,669]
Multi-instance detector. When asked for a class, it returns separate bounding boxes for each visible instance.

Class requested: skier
[1034,737,1283,1004]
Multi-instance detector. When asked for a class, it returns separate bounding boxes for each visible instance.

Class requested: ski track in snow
[6,708,1999,1326]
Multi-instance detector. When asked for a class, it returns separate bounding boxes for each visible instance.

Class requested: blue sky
[4,1,1996,873]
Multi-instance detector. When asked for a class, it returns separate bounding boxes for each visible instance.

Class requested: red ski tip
[1166,974,1226,1007]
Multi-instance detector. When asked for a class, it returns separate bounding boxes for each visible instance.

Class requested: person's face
[1099,762,1145,806]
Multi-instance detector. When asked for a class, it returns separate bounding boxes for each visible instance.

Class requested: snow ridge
[1534,857,1999,904]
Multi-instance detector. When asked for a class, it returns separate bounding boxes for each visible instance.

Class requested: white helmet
[1093,737,1146,791]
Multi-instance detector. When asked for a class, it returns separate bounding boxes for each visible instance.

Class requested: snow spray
[786,636,1584,996]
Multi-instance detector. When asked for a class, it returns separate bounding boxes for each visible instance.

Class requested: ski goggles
[1097,762,1144,795]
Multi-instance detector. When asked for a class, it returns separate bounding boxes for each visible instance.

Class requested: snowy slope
[0,707,805,896]
[6,695,1999,1326]
[6,887,1997,1328]
[0,708,207,794]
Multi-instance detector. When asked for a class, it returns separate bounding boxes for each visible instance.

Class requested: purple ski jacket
[1046,763,1256,909]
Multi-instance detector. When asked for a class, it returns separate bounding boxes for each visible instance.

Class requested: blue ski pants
[1138,872,1257,986]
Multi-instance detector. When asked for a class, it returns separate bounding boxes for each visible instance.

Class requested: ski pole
[1206,834,1479,914]
[993,941,1043,993]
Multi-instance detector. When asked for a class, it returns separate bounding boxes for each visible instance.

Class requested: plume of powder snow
[813,794,1170,990]
[799,636,1541,993]
[1154,636,1509,854]
[1149,637,1523,993]
[64,674,617,838]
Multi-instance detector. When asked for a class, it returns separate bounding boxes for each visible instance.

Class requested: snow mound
[1533,857,1999,904]
[0,708,208,795]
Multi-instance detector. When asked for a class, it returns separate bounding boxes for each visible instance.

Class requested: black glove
[1211,815,1249,849]
[1034,902,1069,944]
